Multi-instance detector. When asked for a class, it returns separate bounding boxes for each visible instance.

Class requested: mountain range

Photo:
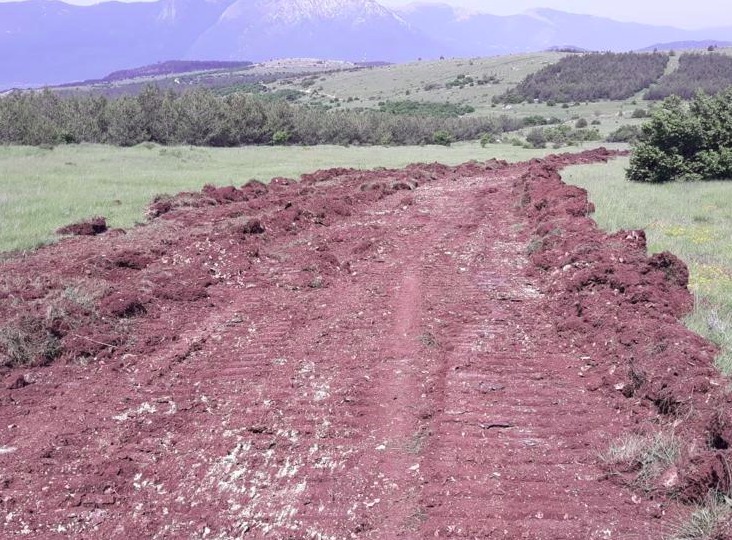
[2,0,732,89]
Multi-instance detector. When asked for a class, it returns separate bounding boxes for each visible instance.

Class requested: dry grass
[601,431,682,491]
[668,493,732,540]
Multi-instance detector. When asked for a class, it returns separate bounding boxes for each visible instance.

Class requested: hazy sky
[2,0,729,30]
[381,1,730,30]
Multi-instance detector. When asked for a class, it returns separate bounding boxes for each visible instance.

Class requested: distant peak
[257,0,388,17]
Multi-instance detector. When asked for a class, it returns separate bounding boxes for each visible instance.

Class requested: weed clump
[0,316,61,368]
[601,431,682,492]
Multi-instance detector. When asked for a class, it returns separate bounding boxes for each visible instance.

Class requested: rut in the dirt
[1,149,730,539]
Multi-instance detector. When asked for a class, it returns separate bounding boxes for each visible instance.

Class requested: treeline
[496,52,669,104]
[645,53,732,100]
[0,86,523,147]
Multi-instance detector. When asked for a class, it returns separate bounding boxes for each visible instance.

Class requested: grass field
[563,159,732,373]
[271,53,565,108]
[0,141,582,253]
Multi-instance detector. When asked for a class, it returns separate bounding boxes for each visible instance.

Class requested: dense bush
[628,90,732,182]
[525,124,601,149]
[432,130,454,146]
[377,100,475,117]
[0,86,524,147]
[606,124,643,143]
[496,52,668,104]
[446,74,474,88]
[645,53,732,100]
[522,115,562,127]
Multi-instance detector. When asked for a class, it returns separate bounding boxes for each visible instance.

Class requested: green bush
[526,124,601,148]
[432,130,454,146]
[628,90,732,182]
[522,115,561,127]
[378,100,475,117]
[480,133,499,147]
[271,130,291,145]
[446,74,475,89]
[606,124,642,143]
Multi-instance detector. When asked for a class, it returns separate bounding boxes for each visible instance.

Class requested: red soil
[56,216,108,237]
[1,149,730,538]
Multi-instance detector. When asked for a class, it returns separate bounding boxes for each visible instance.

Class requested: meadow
[563,159,732,373]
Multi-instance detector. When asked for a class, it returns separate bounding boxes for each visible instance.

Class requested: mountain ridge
[1,0,732,88]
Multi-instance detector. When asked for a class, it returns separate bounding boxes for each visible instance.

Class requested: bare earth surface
[1,149,731,539]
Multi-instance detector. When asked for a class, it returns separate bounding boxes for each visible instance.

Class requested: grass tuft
[601,431,682,490]
[668,493,732,540]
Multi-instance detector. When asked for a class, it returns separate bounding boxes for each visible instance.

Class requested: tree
[105,97,146,146]
[627,90,732,182]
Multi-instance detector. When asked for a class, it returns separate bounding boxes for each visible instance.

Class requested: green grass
[0,141,579,253]
[563,159,732,373]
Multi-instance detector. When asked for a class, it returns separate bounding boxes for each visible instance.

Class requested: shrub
[480,133,499,147]
[446,74,475,89]
[271,130,291,145]
[526,128,548,148]
[432,130,454,146]
[527,124,601,148]
[628,90,732,182]
[606,124,642,143]
[0,317,61,368]
[575,118,588,128]
[378,100,475,117]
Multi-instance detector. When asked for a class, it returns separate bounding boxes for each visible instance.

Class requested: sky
[381,1,730,30]
[1,0,729,30]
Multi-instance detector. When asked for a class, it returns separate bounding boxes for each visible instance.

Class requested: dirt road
[1,149,730,538]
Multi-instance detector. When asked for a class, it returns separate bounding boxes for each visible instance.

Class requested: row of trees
[0,86,523,147]
[645,53,732,100]
[628,90,732,183]
[496,52,669,104]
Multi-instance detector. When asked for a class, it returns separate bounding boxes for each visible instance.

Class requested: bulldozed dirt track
[1,149,731,539]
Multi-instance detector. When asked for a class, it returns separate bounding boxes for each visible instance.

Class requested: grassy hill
[265,53,566,111]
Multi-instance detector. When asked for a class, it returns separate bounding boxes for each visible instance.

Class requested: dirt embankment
[0,148,729,538]
[518,155,731,504]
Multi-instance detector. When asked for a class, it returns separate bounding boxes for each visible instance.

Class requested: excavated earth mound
[1,148,730,539]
